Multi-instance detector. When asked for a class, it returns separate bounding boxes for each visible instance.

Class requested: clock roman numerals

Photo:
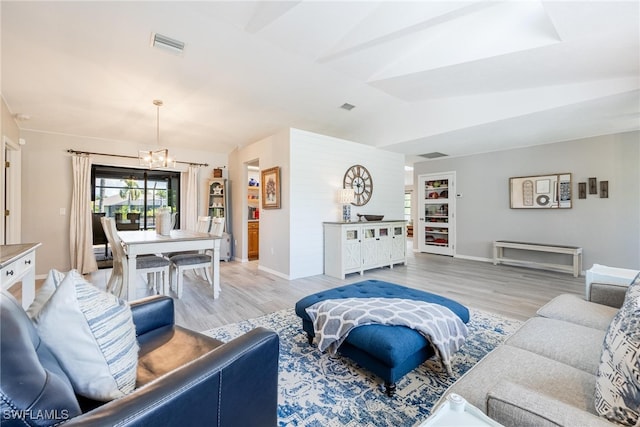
[343,164,373,206]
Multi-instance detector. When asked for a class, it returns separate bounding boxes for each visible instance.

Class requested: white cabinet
[391,224,406,263]
[208,179,227,219]
[324,221,406,279]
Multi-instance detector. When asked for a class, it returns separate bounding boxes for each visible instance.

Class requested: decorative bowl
[362,214,384,221]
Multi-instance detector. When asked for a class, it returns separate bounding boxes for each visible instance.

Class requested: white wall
[228,129,291,275]
[413,131,640,270]
[20,130,227,275]
[229,128,405,279]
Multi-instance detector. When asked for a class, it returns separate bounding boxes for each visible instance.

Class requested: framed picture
[261,166,281,209]
[600,181,609,198]
[509,173,572,209]
[578,182,587,199]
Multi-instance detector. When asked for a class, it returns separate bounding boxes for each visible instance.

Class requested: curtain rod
[66,149,209,167]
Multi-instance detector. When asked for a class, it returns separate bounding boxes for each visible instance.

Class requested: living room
[1,1,639,426]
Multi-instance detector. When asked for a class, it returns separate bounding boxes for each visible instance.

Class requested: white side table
[585,264,639,300]
[418,394,504,427]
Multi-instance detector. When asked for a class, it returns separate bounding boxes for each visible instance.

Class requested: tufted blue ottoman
[294,280,469,396]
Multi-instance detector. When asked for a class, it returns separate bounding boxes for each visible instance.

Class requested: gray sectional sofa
[435,280,634,426]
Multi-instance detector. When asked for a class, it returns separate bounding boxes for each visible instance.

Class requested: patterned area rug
[204,307,521,427]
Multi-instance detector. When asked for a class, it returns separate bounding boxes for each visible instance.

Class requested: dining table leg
[126,254,137,301]
[212,238,221,298]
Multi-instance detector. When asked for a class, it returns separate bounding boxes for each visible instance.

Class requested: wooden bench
[493,240,582,277]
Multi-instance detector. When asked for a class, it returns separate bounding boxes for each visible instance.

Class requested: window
[404,191,412,223]
[91,165,180,230]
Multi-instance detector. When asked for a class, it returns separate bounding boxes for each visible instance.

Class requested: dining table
[117,229,222,301]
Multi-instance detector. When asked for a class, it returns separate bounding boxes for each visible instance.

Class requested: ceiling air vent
[419,152,448,159]
[151,33,185,55]
[340,103,356,111]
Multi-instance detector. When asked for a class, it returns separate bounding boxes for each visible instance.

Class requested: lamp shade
[339,188,355,204]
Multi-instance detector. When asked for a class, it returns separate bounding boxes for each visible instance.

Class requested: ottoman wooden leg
[385,382,396,397]
[306,333,314,345]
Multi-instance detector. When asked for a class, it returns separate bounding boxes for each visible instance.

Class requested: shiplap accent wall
[289,129,404,279]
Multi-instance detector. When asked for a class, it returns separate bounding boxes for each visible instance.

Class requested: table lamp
[339,188,355,222]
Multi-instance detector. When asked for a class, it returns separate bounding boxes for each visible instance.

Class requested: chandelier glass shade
[139,148,170,169]
[139,100,175,169]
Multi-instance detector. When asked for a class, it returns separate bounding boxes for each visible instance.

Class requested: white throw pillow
[26,269,66,318]
[32,270,139,401]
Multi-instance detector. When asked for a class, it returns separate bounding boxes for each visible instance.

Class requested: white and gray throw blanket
[305,297,468,375]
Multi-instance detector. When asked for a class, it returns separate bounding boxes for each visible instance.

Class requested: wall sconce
[339,189,355,222]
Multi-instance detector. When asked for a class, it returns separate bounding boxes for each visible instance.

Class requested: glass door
[91,165,180,231]
[418,172,455,256]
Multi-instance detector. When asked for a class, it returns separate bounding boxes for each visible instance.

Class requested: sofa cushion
[505,317,606,374]
[0,291,82,426]
[445,345,599,417]
[594,276,640,426]
[25,268,66,318]
[536,294,618,330]
[487,381,614,427]
[32,271,139,401]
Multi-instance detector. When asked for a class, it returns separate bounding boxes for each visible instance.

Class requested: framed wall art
[578,182,587,199]
[509,173,572,209]
[261,166,281,209]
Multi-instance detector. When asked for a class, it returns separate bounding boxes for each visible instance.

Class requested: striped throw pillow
[32,270,139,401]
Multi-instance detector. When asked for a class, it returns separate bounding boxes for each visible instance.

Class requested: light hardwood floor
[83,241,585,331]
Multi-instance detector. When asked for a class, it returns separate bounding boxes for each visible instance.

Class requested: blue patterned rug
[204,308,521,427]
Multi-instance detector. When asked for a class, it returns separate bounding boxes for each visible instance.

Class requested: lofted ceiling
[1,1,638,163]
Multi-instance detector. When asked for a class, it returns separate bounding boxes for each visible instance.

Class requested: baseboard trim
[454,254,493,263]
[258,265,290,280]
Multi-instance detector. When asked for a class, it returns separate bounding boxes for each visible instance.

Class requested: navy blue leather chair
[0,291,279,426]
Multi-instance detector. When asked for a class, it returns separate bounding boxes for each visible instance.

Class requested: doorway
[247,161,260,260]
[2,136,21,244]
[91,165,180,230]
[418,171,456,256]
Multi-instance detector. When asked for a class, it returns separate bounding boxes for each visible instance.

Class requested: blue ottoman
[294,280,469,396]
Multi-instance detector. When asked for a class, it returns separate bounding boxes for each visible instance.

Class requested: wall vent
[151,33,185,55]
[419,152,448,159]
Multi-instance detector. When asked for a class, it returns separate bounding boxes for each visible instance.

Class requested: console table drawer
[1,251,35,283]
[1,243,41,309]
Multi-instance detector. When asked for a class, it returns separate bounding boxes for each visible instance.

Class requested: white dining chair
[169,216,223,298]
[101,217,171,298]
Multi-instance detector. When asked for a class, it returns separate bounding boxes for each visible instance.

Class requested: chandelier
[139,99,175,169]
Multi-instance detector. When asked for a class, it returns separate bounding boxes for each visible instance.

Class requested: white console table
[1,243,42,309]
[324,221,406,280]
[493,240,582,277]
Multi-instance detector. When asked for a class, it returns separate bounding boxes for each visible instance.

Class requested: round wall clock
[343,164,373,206]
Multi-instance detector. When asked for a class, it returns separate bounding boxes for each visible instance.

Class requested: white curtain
[182,165,199,231]
[70,154,98,274]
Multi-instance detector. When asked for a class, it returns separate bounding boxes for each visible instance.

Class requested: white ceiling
[2,1,639,163]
